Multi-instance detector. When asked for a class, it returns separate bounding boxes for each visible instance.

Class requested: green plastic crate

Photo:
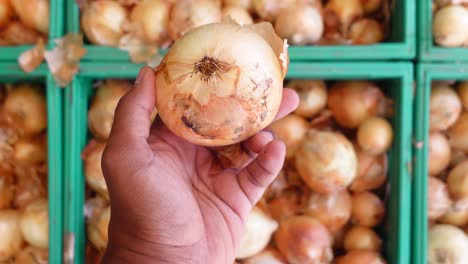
[413,63,468,264]
[67,0,415,61]
[417,0,468,61]
[65,62,412,264]
[0,0,64,61]
[0,63,64,263]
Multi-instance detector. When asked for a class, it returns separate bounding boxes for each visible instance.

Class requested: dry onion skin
[10,0,49,35]
[458,81,468,110]
[295,129,357,194]
[428,176,452,221]
[155,22,288,146]
[0,0,13,29]
[82,140,109,200]
[357,117,393,155]
[343,226,382,252]
[430,84,462,132]
[130,0,169,44]
[428,133,451,176]
[351,191,385,227]
[274,216,333,264]
[236,206,278,259]
[350,150,387,192]
[432,5,468,47]
[274,5,324,45]
[447,161,468,200]
[428,225,468,264]
[448,112,468,152]
[335,250,386,264]
[87,206,110,251]
[243,248,287,264]
[19,199,48,249]
[287,80,327,118]
[222,6,253,25]
[0,210,23,261]
[349,18,384,45]
[270,115,308,159]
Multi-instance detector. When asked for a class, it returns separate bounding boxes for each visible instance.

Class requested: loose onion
[82,140,108,200]
[295,129,357,194]
[252,0,296,22]
[13,135,47,166]
[0,21,43,45]
[428,176,452,221]
[304,190,352,233]
[224,0,253,11]
[0,0,13,29]
[325,0,364,34]
[88,80,132,140]
[0,210,23,261]
[430,84,462,132]
[350,150,387,192]
[155,22,288,146]
[357,117,393,155]
[0,173,13,209]
[447,161,468,200]
[274,216,333,264]
[270,115,308,159]
[433,5,468,47]
[458,82,468,110]
[87,205,110,251]
[448,112,468,151]
[243,248,287,264]
[327,81,386,128]
[335,250,386,264]
[344,226,382,252]
[360,0,382,14]
[222,6,253,25]
[10,0,48,34]
[130,0,169,44]
[428,225,468,264]
[81,0,129,46]
[274,5,324,45]
[287,80,327,118]
[19,199,48,249]
[168,0,222,40]
[428,133,451,176]
[14,246,48,264]
[267,188,303,221]
[237,206,278,259]
[14,167,47,209]
[349,18,384,45]
[351,191,385,227]
[439,203,468,227]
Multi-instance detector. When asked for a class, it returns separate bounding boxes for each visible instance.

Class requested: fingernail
[263,128,277,139]
[135,67,148,85]
[259,130,274,141]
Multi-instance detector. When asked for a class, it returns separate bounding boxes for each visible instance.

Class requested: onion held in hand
[287,80,327,118]
[428,133,451,176]
[428,225,468,264]
[430,84,462,132]
[270,114,308,159]
[155,22,288,146]
[0,210,23,261]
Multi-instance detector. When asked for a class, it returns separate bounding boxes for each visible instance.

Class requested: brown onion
[252,0,296,22]
[13,134,47,166]
[14,167,47,209]
[430,84,462,131]
[0,210,23,261]
[243,248,287,264]
[224,0,253,11]
[344,226,382,252]
[360,0,382,14]
[428,176,452,221]
[447,161,468,199]
[222,6,253,25]
[155,22,288,146]
[335,250,386,264]
[87,205,110,251]
[351,192,385,227]
[130,0,169,44]
[0,0,13,29]
[14,246,48,264]
[439,201,468,227]
[270,114,308,159]
[0,173,13,209]
[325,0,364,34]
[428,133,451,176]
[274,216,333,264]
[287,80,327,118]
[357,117,393,155]
[448,112,468,151]
[304,190,352,233]
[10,0,49,34]
[350,150,387,192]
[274,5,324,45]
[433,5,468,47]
[458,81,468,110]
[19,199,48,249]
[428,225,468,264]
[82,140,108,200]
[349,18,384,45]
[332,226,348,250]
[0,21,43,45]
[327,81,386,128]
[81,0,129,46]
[267,188,302,221]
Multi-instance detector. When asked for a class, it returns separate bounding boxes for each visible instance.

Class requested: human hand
[101,66,298,264]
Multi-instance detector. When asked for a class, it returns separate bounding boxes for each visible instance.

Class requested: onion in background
[350,191,385,227]
[19,199,48,249]
[344,226,382,252]
[0,0,13,29]
[270,115,308,159]
[334,250,386,264]
[242,248,286,264]
[130,0,169,44]
[87,205,110,251]
[274,5,324,45]
[428,225,468,264]
[13,135,47,166]
[325,0,364,35]
[288,80,327,118]
[428,176,452,221]
[83,140,108,200]
[10,0,49,34]
[430,84,462,132]
[432,5,468,47]
[350,150,387,192]
[357,117,393,155]
[0,173,14,209]
[252,0,296,22]
[14,246,48,264]
[447,161,468,200]
[349,18,384,45]
[428,133,451,176]
[0,210,23,261]
[458,81,468,110]
[222,6,253,25]
[448,112,468,152]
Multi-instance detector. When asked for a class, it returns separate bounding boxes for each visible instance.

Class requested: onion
[0,0,13,29]
[274,5,324,45]
[155,22,288,146]
[430,84,462,132]
[433,5,468,47]
[224,0,253,11]
[349,18,384,45]
[295,129,357,194]
[304,190,352,233]
[332,226,347,250]
[87,205,110,251]
[236,206,278,259]
[447,161,468,200]
[243,248,287,264]
[168,0,222,41]
[428,225,468,264]
[458,81,468,110]
[252,0,296,22]
[274,216,333,264]
[360,0,382,14]
[13,167,47,209]
[14,246,48,264]
[222,6,253,25]
[325,0,364,34]
[0,21,43,45]
[267,188,302,221]
[88,80,132,140]
[82,140,108,200]
[357,117,393,155]
[428,176,452,221]
[19,199,48,249]
[335,250,386,264]
[428,133,451,176]
[130,0,169,44]
[0,210,23,261]
[350,191,385,227]
[270,114,308,159]
[327,81,386,128]
[287,80,327,118]
[448,112,468,151]
[350,150,387,192]
[0,173,13,210]
[81,0,129,46]
[344,226,382,252]
[439,202,468,227]
[13,135,47,166]
[10,0,48,34]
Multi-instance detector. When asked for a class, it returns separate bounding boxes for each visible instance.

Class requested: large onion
[428,176,452,221]
[0,173,13,209]
[428,133,451,176]
[19,199,48,249]
[350,150,387,192]
[351,191,385,227]
[82,140,108,200]
[430,84,462,132]
[433,5,468,47]
[155,22,288,146]
[287,80,327,118]
[428,225,468,264]
[274,216,333,264]
[81,0,129,46]
[270,115,308,159]
[327,81,386,128]
[252,0,296,22]
[0,210,23,261]
[447,161,468,200]
[304,190,352,233]
[295,129,357,194]
[448,112,468,152]
[130,0,169,44]
[349,18,384,45]
[10,0,49,34]
[344,226,382,252]
[87,205,110,251]
[274,5,324,45]
[88,80,132,140]
[325,0,364,34]
[335,250,386,264]
[14,246,48,264]
[243,248,287,264]
[13,135,47,166]
[0,0,13,29]
[237,206,278,259]
[222,6,253,25]
[357,117,393,155]
[458,81,468,110]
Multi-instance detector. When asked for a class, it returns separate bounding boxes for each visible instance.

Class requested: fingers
[274,88,299,121]
[241,130,274,155]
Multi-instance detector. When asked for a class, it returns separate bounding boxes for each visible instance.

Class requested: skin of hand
[101,66,299,264]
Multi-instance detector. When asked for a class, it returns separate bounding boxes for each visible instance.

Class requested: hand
[101,66,298,264]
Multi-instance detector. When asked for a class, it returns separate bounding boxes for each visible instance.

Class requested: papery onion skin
[335,250,386,264]
[222,6,253,25]
[19,199,48,249]
[344,226,382,252]
[295,129,357,194]
[130,0,169,44]
[81,0,129,47]
[270,114,308,159]
[274,216,333,264]
[288,80,327,118]
[447,161,468,200]
[83,140,109,200]
[87,206,110,251]
[428,225,468,264]
[351,191,385,227]
[433,5,468,47]
[458,81,468,110]
[357,117,393,155]
[0,0,13,29]
[430,84,462,132]
[428,133,451,176]
[350,150,387,192]
[349,18,384,45]
[252,0,296,22]
[0,210,23,261]
[14,246,48,264]
[243,248,287,264]
[448,112,468,151]
[428,176,452,221]
[274,5,324,45]
[155,22,287,146]
[10,0,49,34]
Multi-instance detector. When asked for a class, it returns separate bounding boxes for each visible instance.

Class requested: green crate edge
[65,62,412,264]
[413,63,468,264]
[0,0,64,61]
[417,0,468,62]
[67,0,415,61]
[0,63,64,263]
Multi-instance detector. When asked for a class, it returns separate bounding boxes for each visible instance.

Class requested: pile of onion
[432,5,468,47]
